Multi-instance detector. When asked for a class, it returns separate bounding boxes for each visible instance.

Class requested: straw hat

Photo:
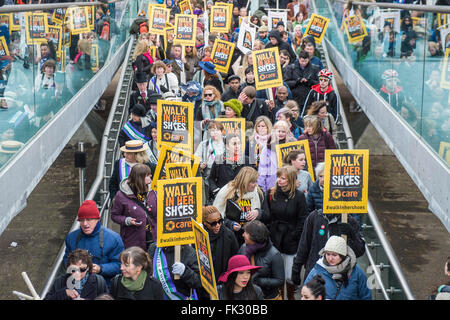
[120,140,148,153]
[0,140,24,154]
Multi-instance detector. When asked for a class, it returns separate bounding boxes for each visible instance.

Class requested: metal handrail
[331,0,450,14]
[39,35,134,299]
[311,0,415,300]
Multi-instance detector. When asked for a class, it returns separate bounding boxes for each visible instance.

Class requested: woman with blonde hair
[264,165,308,299]
[110,246,164,300]
[132,40,154,83]
[213,166,265,246]
[257,120,296,192]
[236,52,253,82]
[307,100,338,144]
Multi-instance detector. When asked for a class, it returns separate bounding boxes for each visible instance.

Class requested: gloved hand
[337,222,355,237]
[291,263,302,286]
[172,262,186,276]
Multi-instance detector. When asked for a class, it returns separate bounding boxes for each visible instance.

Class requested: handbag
[225,198,242,222]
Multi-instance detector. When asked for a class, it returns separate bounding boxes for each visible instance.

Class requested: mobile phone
[135,221,143,225]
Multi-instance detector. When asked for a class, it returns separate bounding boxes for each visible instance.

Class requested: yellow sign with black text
[275,140,315,182]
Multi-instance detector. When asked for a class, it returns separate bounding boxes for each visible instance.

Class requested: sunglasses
[205,218,223,227]
[204,93,214,97]
[70,266,88,273]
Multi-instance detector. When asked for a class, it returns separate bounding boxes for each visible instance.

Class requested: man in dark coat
[265,29,297,62]
[221,75,242,102]
[129,71,156,113]
[238,86,269,124]
[118,104,153,147]
[284,50,320,109]
[290,209,366,286]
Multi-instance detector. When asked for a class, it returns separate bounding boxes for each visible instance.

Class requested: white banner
[237,21,256,55]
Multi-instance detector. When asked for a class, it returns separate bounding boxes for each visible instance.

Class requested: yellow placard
[164,26,175,58]
[48,25,63,59]
[10,13,20,32]
[439,141,450,165]
[165,163,193,179]
[156,100,194,153]
[216,2,233,27]
[191,219,218,300]
[86,6,95,31]
[440,48,450,90]
[91,43,99,72]
[156,177,203,247]
[0,14,11,34]
[343,14,367,44]
[52,8,67,25]
[151,144,200,191]
[304,13,330,44]
[252,47,284,91]
[149,6,170,35]
[173,14,197,47]
[24,12,49,45]
[210,5,230,33]
[0,36,9,57]
[323,149,369,214]
[275,140,315,182]
[179,0,192,14]
[66,7,91,35]
[215,118,246,153]
[211,39,235,73]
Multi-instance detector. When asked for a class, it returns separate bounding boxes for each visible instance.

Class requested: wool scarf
[121,270,147,292]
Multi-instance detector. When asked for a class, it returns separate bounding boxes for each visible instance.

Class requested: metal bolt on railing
[367,241,381,248]
[361,223,374,230]
[376,263,391,271]
[386,287,403,294]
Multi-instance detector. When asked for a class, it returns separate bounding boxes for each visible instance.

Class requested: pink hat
[218,255,262,283]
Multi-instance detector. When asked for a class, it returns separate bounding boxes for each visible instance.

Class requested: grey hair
[315,162,325,176]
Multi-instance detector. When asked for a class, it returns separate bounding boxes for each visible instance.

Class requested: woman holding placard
[283,149,313,195]
[247,116,273,170]
[148,60,179,95]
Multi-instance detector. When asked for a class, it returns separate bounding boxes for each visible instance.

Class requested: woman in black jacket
[238,220,285,300]
[148,242,203,300]
[110,246,164,300]
[264,165,308,300]
[45,249,107,300]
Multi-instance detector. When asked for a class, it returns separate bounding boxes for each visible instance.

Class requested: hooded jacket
[291,210,365,284]
[303,83,339,122]
[284,59,320,106]
[305,246,372,300]
[265,29,297,62]
[110,178,157,251]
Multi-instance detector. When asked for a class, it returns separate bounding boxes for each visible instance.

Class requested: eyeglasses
[204,93,214,97]
[205,218,223,227]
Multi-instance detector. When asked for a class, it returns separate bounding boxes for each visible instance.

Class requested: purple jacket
[257,146,278,193]
[111,179,157,251]
[298,131,336,169]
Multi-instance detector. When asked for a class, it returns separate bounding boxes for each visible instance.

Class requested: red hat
[218,255,262,283]
[77,200,100,221]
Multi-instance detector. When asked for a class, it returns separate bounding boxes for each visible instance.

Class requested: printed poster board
[0,14,11,33]
[86,6,95,30]
[441,48,450,90]
[10,13,20,32]
[173,14,197,47]
[440,28,450,53]
[215,2,233,27]
[0,36,9,58]
[211,39,235,73]
[191,219,218,300]
[236,21,255,55]
[267,10,288,32]
[48,25,63,59]
[323,149,369,214]
[343,14,368,44]
[91,43,99,72]
[275,140,315,182]
[252,47,284,91]
[151,144,200,191]
[156,177,203,247]
[215,117,246,153]
[52,8,66,25]
[24,12,49,45]
[164,26,175,58]
[379,10,400,34]
[66,7,90,35]
[304,13,330,44]
[156,100,194,153]
[179,0,192,15]
[149,6,170,35]
[165,163,193,179]
[210,5,230,33]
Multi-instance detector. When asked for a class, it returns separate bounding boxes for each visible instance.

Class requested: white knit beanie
[324,236,347,256]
